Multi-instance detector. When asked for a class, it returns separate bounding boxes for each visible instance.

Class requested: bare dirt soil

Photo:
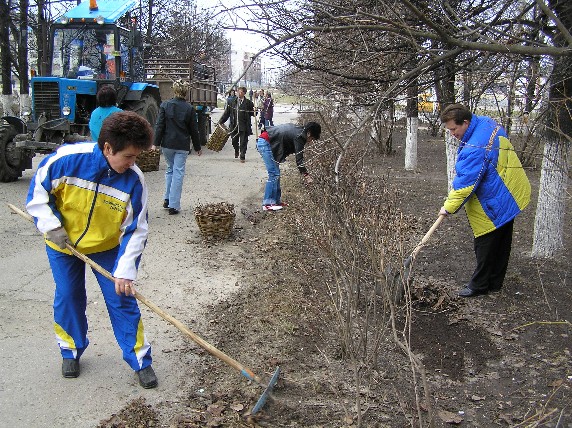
[97,127,571,427]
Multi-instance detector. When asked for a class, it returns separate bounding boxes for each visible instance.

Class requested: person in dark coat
[218,86,255,162]
[152,79,202,215]
[263,92,274,127]
[256,122,321,211]
[225,89,237,108]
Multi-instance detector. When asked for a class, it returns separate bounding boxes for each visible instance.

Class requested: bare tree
[532,0,572,257]
[16,0,29,115]
[219,0,571,258]
[0,0,14,115]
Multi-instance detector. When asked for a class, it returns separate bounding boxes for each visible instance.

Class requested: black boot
[62,358,80,378]
[137,366,158,389]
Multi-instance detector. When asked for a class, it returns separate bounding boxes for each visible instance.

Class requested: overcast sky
[196,0,268,53]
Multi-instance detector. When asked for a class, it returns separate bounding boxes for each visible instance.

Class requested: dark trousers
[469,220,514,292]
[231,131,249,159]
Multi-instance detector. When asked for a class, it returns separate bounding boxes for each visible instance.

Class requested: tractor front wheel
[0,122,26,182]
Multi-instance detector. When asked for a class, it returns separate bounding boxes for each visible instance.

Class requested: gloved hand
[46,226,69,249]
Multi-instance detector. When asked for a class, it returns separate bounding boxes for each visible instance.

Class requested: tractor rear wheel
[0,122,25,182]
[124,94,160,126]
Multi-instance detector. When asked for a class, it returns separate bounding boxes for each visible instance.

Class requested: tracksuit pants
[46,245,152,371]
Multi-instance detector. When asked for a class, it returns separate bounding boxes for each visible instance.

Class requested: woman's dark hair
[440,103,472,125]
[304,122,322,140]
[98,111,153,152]
[96,85,118,107]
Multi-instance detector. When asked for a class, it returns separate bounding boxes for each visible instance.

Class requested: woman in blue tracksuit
[26,111,158,388]
[439,104,531,297]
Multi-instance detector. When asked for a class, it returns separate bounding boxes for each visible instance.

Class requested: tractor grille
[33,81,61,120]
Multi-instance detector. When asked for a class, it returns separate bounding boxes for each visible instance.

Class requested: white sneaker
[262,204,283,211]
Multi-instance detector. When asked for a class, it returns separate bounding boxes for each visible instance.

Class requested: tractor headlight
[62,106,71,116]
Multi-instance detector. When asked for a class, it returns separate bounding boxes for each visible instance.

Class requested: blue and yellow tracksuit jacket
[26,142,149,280]
[443,115,531,238]
[26,142,152,368]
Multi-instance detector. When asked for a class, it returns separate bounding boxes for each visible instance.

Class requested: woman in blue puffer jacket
[438,104,531,297]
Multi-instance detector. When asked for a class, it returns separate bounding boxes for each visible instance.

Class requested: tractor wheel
[124,94,160,126]
[0,122,25,182]
[197,112,208,146]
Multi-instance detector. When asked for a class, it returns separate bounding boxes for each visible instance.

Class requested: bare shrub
[290,135,433,426]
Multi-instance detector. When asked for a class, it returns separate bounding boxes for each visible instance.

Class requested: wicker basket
[194,202,235,240]
[206,123,230,152]
[136,149,160,172]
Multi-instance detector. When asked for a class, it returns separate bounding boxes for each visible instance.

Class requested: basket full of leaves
[194,202,235,240]
[206,123,230,152]
[136,149,160,172]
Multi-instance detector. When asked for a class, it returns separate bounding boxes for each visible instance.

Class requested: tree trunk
[505,64,517,136]
[445,132,458,192]
[18,0,29,116]
[146,0,154,42]
[0,0,13,115]
[525,58,539,115]
[36,0,49,75]
[405,82,418,171]
[435,53,456,108]
[531,0,572,258]
[532,138,567,257]
[463,70,471,105]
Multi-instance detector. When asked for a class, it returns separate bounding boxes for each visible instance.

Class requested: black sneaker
[163,199,169,209]
[168,208,179,215]
[62,358,80,378]
[137,366,158,389]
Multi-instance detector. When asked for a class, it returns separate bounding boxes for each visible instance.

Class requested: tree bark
[18,0,29,115]
[0,0,13,115]
[445,132,458,192]
[532,137,567,257]
[36,0,49,75]
[405,82,418,171]
[531,0,572,258]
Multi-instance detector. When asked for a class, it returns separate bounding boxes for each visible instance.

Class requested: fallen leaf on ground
[438,409,463,424]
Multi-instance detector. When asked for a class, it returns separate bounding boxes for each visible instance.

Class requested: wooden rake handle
[7,203,262,385]
[410,214,445,259]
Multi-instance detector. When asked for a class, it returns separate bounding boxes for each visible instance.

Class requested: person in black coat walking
[218,86,255,162]
[152,79,202,215]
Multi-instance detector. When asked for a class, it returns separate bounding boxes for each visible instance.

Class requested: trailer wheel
[197,112,208,146]
[0,122,25,182]
[124,94,160,126]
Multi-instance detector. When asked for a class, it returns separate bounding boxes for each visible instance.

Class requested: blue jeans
[256,137,281,205]
[162,148,188,210]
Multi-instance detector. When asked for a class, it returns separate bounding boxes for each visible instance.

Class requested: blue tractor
[0,0,217,182]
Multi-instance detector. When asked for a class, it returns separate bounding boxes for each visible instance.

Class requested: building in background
[227,40,262,90]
